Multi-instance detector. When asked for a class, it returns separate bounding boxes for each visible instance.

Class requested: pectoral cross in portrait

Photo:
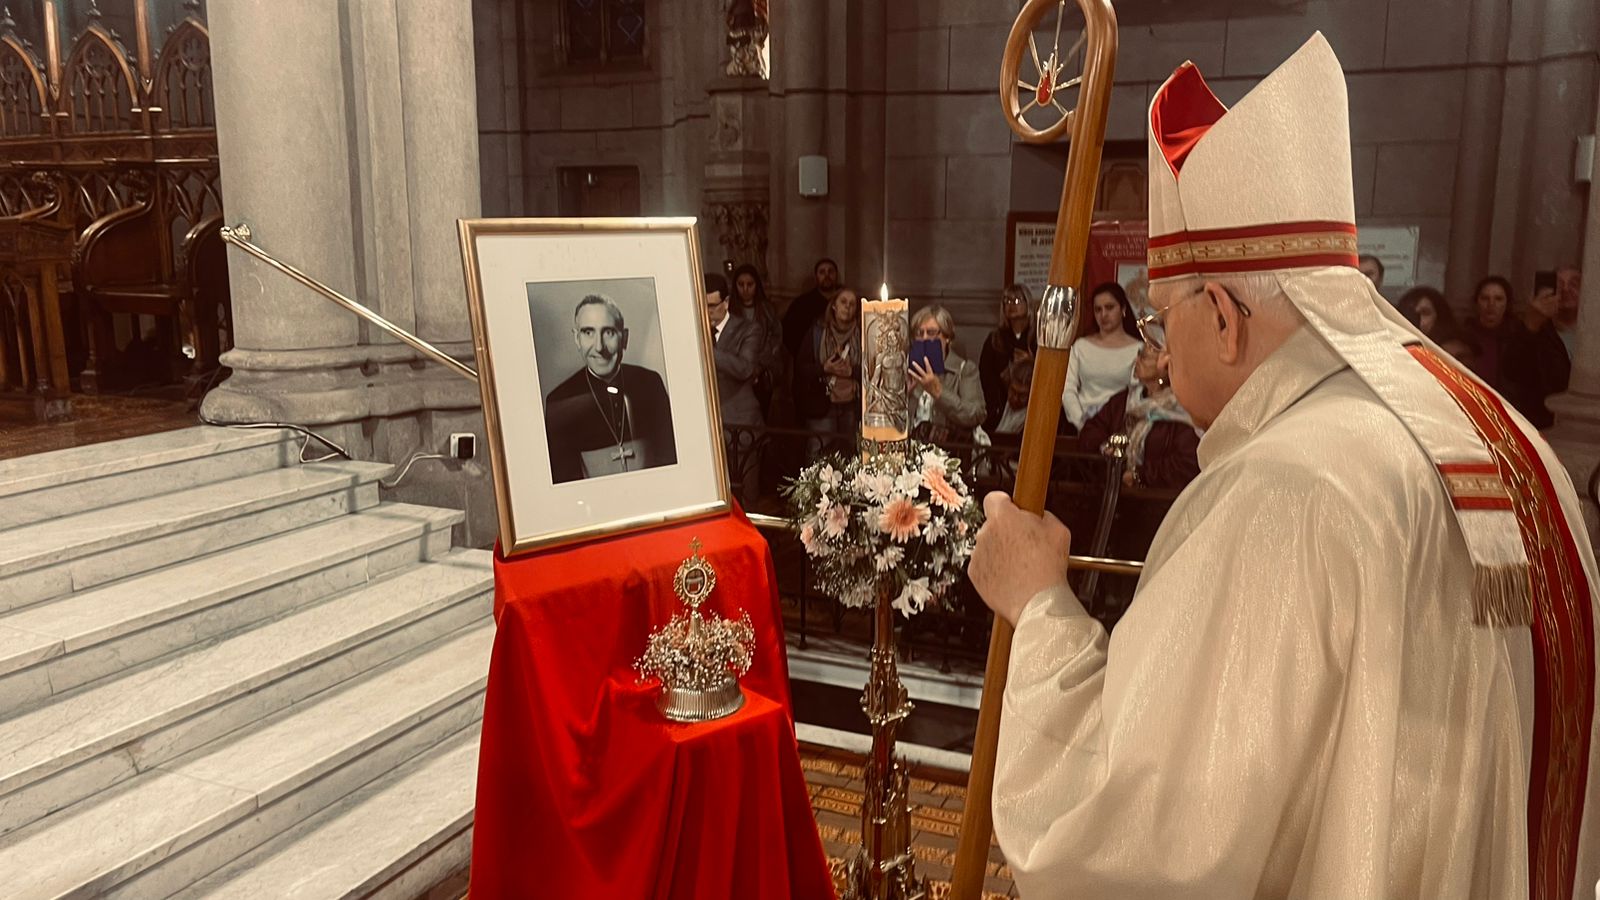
[611,444,636,464]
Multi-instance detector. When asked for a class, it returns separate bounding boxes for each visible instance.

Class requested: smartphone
[910,339,946,376]
[1535,270,1557,294]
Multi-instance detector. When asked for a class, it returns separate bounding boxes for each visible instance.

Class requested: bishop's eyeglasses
[1134,285,1253,353]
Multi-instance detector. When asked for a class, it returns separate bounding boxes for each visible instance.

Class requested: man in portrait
[543,294,677,483]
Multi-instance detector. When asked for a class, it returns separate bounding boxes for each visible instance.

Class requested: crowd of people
[702,254,1584,506]
[1377,259,1580,430]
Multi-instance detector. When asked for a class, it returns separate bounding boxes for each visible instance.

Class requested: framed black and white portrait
[458,218,728,555]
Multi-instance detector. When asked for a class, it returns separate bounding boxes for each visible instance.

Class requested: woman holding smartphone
[795,287,862,448]
[908,304,986,445]
[1504,272,1572,429]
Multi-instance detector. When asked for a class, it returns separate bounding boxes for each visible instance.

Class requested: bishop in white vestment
[972,34,1600,900]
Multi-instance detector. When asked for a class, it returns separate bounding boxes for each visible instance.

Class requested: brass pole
[219,223,480,385]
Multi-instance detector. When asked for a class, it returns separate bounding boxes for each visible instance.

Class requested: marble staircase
[0,426,492,899]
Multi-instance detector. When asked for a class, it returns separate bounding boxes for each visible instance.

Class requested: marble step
[0,426,295,529]
[0,620,492,900]
[173,727,480,900]
[0,551,493,838]
[0,502,464,718]
[0,459,393,611]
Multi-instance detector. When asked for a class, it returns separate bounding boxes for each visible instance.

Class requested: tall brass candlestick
[843,286,927,900]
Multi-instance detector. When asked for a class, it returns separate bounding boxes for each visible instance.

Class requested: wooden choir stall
[0,0,228,421]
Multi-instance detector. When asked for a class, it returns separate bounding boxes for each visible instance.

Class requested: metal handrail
[744,511,1145,576]
[218,222,479,385]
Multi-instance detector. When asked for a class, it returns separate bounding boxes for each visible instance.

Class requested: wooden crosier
[948,2,1119,897]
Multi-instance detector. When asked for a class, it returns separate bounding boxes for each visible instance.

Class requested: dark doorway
[557,166,642,217]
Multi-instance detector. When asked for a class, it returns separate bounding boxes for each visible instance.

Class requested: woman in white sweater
[1061,281,1142,431]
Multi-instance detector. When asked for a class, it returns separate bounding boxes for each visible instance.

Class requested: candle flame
[880,283,889,302]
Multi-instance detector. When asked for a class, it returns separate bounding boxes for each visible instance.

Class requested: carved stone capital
[703,199,769,272]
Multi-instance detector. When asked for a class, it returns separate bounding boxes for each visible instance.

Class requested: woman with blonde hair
[979,283,1037,433]
[794,287,862,448]
[908,304,986,445]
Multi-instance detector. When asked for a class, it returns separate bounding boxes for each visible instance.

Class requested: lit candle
[860,282,909,443]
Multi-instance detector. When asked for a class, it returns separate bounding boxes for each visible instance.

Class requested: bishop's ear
[619,328,630,351]
[1203,282,1245,365]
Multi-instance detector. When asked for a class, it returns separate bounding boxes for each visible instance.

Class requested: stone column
[206,0,361,354]
[203,0,494,545]
[1544,87,1600,542]
[769,0,830,299]
[704,6,773,276]
[703,81,772,277]
[1443,0,1509,303]
[844,0,887,286]
[398,0,483,343]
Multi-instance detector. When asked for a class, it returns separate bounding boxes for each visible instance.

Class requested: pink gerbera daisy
[877,497,931,543]
[923,468,963,509]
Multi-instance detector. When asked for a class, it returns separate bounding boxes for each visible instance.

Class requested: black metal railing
[724,423,1169,672]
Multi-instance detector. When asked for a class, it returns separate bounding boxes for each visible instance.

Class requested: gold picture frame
[457,217,729,557]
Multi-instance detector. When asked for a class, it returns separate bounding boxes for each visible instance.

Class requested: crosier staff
[948,1,1118,897]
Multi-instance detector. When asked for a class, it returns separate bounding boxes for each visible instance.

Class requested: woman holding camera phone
[907,304,985,445]
[1504,270,1572,430]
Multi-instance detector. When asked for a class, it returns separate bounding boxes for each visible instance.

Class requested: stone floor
[0,393,198,460]
[800,742,1017,899]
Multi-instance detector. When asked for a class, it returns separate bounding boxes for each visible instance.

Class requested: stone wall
[473,0,718,221]
[477,0,1599,349]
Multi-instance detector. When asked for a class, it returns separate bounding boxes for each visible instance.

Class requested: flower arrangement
[634,610,755,692]
[783,442,984,617]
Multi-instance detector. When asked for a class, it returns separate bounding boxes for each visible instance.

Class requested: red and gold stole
[1411,345,1594,900]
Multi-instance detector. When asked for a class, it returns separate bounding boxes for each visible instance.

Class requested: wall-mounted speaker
[798,155,828,197]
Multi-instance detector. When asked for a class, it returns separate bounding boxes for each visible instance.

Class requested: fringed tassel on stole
[1473,563,1534,627]
[1457,509,1534,627]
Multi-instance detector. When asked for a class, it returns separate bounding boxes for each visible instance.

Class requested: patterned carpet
[799,743,1017,899]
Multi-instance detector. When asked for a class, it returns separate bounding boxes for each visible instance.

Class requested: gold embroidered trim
[1148,231,1359,269]
[1441,471,1514,505]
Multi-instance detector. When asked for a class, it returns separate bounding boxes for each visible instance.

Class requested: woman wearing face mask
[731,264,786,417]
[979,284,1037,433]
[1078,343,1201,490]
[1060,282,1142,432]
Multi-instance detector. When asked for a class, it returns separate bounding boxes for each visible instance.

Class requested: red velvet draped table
[470,510,835,900]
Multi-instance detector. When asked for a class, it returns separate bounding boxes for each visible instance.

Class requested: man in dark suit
[543,294,677,484]
[706,273,764,506]
[780,257,840,357]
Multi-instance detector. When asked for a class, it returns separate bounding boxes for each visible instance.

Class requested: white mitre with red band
[1146,33,1537,626]
[1147,33,1358,282]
